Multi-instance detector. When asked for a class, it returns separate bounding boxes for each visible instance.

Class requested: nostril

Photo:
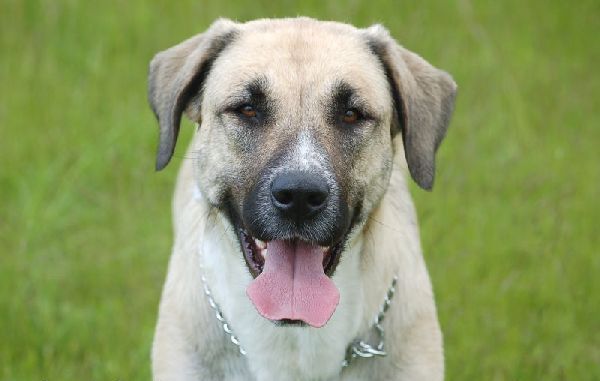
[307,191,327,209]
[273,189,294,206]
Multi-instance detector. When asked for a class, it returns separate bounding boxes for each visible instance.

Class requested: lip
[237,229,345,279]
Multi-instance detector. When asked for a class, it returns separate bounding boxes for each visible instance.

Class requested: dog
[148,17,456,381]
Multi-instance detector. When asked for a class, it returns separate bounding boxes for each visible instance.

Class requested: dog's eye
[239,105,257,118]
[342,109,360,124]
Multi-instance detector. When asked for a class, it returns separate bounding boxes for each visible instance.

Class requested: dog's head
[148,18,456,327]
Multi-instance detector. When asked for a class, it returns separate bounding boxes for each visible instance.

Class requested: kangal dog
[148,17,457,381]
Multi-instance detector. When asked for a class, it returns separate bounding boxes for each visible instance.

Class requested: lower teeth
[255,239,267,249]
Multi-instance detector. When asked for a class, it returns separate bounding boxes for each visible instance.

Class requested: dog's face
[148,18,456,327]
[195,21,396,275]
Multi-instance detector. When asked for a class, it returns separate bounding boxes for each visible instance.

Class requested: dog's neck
[195,187,399,380]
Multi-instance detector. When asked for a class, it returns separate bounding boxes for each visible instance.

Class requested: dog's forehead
[206,20,389,106]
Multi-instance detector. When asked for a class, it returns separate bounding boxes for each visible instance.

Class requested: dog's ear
[364,25,457,190]
[148,18,238,170]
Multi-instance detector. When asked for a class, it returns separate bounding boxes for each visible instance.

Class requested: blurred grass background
[1,0,598,379]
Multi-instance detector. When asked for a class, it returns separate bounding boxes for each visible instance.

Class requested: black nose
[271,171,330,221]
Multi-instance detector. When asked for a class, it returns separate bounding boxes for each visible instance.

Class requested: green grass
[1,0,598,379]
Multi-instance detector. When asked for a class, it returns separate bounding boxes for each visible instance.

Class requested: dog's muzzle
[228,169,352,328]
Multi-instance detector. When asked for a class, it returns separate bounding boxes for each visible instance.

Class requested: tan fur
[149,17,456,381]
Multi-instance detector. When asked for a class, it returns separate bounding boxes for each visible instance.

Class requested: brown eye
[240,105,257,118]
[342,109,359,124]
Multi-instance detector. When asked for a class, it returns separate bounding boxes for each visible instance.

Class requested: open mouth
[237,229,346,328]
[239,229,343,279]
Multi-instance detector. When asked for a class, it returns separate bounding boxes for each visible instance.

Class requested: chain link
[201,276,247,355]
[200,274,398,369]
[341,276,397,368]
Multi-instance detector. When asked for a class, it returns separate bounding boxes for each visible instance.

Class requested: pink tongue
[246,240,340,328]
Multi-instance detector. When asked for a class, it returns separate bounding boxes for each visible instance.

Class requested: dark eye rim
[238,104,258,117]
[221,103,262,123]
[339,107,375,127]
[342,108,360,123]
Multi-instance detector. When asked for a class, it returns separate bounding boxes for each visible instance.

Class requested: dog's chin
[237,228,345,280]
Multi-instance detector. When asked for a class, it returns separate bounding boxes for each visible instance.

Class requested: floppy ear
[148,18,238,170]
[364,25,457,190]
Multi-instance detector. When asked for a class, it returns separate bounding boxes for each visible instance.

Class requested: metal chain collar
[201,276,248,356]
[341,275,398,368]
[200,274,398,370]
